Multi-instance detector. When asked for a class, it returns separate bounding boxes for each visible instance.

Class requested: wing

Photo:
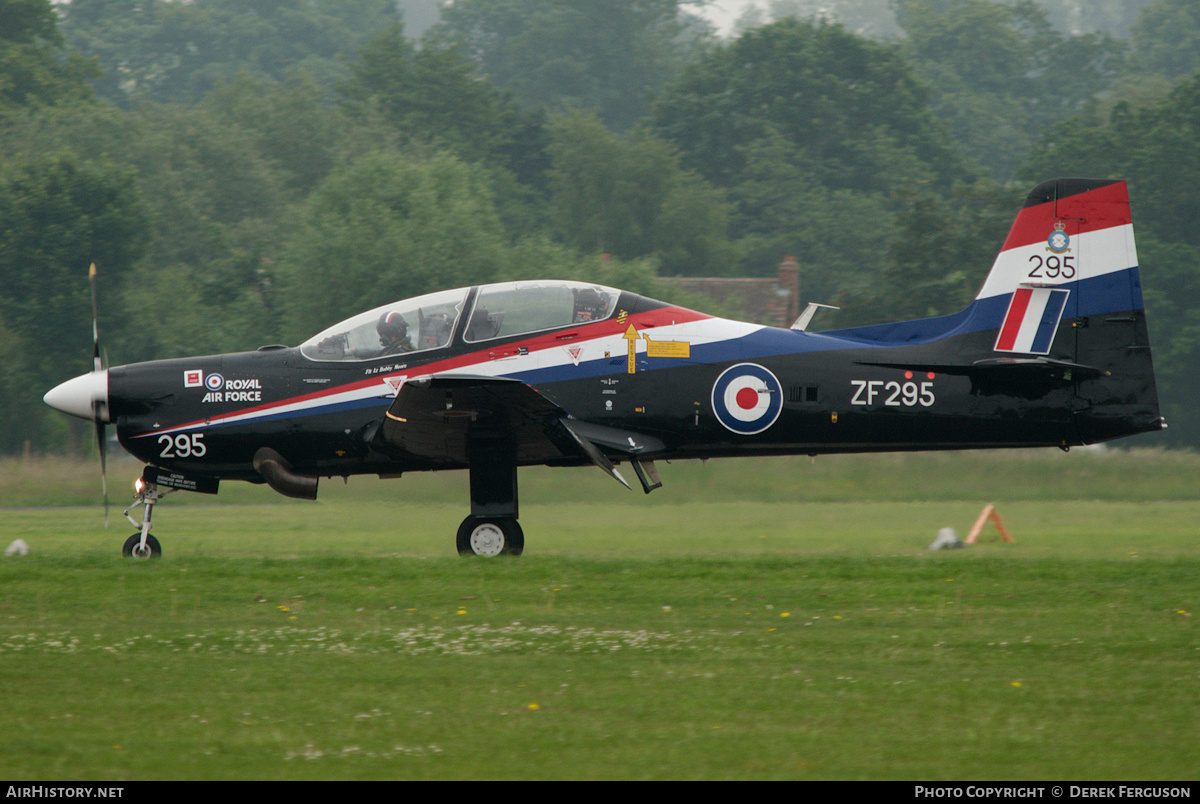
[375,375,664,489]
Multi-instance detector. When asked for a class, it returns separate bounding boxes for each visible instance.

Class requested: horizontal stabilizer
[857,357,1105,380]
[970,357,1107,379]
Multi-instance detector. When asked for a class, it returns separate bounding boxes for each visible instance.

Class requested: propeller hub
[44,370,109,422]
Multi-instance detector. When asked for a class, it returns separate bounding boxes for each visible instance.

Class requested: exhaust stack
[253,448,319,500]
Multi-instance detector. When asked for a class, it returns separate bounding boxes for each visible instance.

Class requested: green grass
[0,449,1197,779]
[12,445,1200,508]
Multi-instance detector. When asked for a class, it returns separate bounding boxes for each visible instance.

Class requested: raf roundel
[711,363,783,435]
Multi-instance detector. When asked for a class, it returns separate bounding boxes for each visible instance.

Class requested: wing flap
[377,375,666,491]
[378,374,565,465]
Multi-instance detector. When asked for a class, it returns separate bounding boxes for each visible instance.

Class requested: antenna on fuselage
[791,303,840,331]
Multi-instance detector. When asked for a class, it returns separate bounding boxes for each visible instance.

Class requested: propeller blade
[95,418,109,527]
[88,262,109,527]
[90,263,102,374]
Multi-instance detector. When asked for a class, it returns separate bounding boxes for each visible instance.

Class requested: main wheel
[456,516,524,556]
[122,533,162,559]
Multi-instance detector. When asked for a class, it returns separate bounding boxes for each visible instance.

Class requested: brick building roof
[657,257,800,328]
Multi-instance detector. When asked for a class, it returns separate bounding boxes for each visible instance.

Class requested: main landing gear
[457,443,524,557]
[117,454,527,557]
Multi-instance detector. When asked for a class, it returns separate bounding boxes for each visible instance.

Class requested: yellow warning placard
[645,337,690,358]
[622,326,691,373]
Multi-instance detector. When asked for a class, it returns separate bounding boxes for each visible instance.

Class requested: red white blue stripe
[994,287,1070,354]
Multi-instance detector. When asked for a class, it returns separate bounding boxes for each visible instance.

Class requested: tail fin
[825,179,1162,445]
[972,178,1162,442]
[976,179,1138,353]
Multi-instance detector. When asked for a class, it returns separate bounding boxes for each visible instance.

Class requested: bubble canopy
[299,281,620,362]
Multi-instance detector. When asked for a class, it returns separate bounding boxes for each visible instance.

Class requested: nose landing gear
[117,465,221,559]
[122,477,173,559]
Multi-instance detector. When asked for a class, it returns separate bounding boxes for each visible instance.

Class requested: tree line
[2,0,1199,452]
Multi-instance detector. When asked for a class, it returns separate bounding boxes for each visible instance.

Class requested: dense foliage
[1021,74,1200,446]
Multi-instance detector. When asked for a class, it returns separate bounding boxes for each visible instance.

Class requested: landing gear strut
[458,441,523,556]
[122,478,174,559]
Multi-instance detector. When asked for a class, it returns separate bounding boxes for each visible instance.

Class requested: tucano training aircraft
[44,179,1164,557]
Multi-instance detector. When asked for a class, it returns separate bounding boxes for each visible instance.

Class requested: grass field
[0,449,1197,780]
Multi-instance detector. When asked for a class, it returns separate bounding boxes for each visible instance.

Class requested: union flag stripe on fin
[994,287,1070,354]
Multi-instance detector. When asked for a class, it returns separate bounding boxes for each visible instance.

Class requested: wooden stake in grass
[966,503,1012,544]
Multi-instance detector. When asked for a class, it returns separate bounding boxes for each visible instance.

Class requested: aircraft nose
[44,370,109,422]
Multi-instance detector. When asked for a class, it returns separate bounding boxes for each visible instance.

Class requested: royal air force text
[200,378,262,403]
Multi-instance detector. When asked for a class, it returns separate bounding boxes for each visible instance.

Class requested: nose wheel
[122,533,162,559]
